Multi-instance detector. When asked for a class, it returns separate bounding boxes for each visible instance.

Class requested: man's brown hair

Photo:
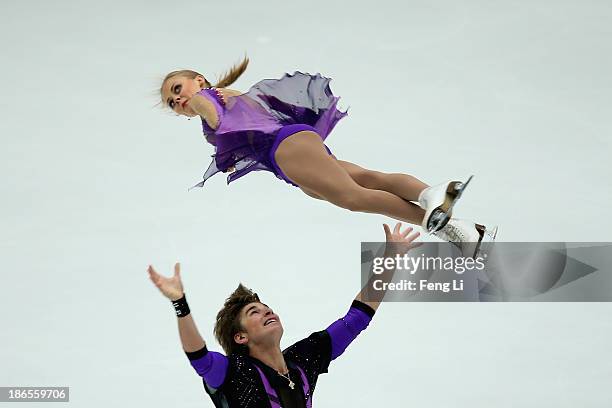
[214,283,260,355]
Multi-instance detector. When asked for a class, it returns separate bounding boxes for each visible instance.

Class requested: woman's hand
[383,222,421,255]
[148,263,184,301]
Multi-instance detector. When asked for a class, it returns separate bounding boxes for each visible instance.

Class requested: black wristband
[186,345,209,361]
[351,299,376,318]
[171,294,190,317]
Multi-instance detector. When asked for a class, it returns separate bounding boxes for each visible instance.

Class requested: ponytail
[214,56,249,88]
[160,56,250,106]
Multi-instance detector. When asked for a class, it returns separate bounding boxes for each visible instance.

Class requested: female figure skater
[148,223,419,408]
[159,58,496,256]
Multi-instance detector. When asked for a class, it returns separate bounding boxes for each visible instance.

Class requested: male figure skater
[148,223,419,407]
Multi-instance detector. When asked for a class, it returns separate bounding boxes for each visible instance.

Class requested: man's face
[234,302,283,349]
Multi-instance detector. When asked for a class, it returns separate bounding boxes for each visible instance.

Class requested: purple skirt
[191,72,347,189]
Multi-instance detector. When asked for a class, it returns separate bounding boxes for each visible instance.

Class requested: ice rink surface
[1,0,611,406]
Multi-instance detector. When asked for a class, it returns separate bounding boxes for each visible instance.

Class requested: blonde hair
[160,56,249,105]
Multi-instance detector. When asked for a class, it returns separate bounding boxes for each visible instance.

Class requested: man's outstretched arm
[327,223,419,360]
[148,263,228,389]
[356,223,420,311]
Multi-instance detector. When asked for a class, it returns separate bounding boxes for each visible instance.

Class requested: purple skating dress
[192,72,348,188]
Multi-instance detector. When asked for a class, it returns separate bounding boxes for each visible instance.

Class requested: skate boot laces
[436,222,466,243]
[433,219,482,258]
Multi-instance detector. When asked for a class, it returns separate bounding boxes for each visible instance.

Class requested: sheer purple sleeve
[325,300,375,361]
[186,347,229,389]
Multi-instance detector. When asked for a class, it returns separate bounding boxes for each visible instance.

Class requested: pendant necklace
[277,370,295,390]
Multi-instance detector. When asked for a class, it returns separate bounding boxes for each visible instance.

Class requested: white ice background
[1,0,612,407]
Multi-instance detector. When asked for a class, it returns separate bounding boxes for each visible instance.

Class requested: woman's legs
[301,187,323,200]
[335,160,428,202]
[275,131,425,225]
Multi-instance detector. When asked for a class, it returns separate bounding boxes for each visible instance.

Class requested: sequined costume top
[186,300,375,408]
[192,72,348,188]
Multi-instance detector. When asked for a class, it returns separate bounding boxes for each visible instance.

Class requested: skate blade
[427,175,474,233]
[444,175,473,213]
[485,225,498,241]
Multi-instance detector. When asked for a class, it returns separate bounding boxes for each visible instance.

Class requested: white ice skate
[418,176,473,233]
[432,218,498,259]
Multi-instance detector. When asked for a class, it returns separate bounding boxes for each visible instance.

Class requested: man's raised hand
[148,262,184,301]
[383,222,421,255]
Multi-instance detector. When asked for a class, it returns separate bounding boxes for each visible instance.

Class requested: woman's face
[161,75,206,117]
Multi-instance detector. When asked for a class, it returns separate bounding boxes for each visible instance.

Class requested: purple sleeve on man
[186,347,229,389]
[325,300,375,361]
